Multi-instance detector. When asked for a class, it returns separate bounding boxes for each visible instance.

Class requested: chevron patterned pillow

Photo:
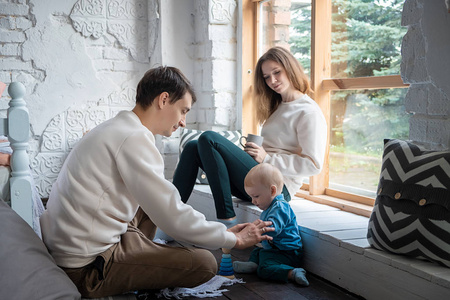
[179,128,242,184]
[367,139,450,267]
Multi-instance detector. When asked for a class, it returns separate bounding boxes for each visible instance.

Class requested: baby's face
[245,183,274,211]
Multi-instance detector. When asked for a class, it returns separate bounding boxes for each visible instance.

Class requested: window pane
[259,0,272,56]
[290,0,312,76]
[331,0,407,78]
[329,88,410,196]
[259,0,312,76]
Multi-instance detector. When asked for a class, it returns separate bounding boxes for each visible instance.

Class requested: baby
[233,163,309,286]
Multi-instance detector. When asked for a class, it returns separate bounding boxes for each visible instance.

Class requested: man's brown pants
[62,208,218,298]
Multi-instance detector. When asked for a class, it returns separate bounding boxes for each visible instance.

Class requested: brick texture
[401,0,450,149]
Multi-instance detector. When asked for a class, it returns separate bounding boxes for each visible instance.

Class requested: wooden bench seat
[188,185,450,300]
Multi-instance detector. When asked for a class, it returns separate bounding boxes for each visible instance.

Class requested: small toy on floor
[218,248,235,279]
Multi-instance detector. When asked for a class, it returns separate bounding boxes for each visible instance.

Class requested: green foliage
[331,0,406,78]
[290,5,312,74]
[339,88,409,154]
[289,0,409,156]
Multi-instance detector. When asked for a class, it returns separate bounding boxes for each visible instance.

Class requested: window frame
[242,0,409,216]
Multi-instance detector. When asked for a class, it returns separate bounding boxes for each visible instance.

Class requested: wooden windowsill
[322,75,409,91]
[295,189,373,218]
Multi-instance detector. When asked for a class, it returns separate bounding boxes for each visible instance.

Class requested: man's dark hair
[136,66,197,109]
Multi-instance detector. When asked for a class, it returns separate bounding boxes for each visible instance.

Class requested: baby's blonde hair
[245,163,284,193]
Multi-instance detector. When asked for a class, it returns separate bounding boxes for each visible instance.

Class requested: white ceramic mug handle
[240,136,247,148]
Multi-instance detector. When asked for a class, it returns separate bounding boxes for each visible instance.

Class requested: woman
[173,46,327,228]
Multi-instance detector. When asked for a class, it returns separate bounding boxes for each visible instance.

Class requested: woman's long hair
[254,47,313,125]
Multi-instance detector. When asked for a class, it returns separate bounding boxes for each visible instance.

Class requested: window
[242,0,409,214]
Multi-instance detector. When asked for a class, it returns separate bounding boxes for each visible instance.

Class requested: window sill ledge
[295,189,373,218]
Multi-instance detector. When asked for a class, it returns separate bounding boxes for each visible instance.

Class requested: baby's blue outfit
[249,194,303,282]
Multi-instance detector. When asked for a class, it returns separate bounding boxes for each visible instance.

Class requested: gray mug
[240,134,264,148]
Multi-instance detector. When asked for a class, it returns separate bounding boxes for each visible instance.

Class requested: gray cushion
[0,200,81,299]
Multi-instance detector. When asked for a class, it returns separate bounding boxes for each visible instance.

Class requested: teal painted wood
[7,82,33,227]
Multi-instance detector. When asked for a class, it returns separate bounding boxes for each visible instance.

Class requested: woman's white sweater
[262,94,327,196]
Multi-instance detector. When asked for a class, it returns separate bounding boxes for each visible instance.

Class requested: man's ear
[157,92,170,109]
[270,185,277,197]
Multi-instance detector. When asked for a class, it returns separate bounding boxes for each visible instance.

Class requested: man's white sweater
[40,110,236,268]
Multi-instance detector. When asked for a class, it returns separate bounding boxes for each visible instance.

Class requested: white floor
[189,185,450,300]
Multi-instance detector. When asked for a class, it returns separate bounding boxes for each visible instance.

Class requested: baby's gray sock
[292,268,309,286]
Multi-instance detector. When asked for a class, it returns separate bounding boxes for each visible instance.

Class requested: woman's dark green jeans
[173,131,290,219]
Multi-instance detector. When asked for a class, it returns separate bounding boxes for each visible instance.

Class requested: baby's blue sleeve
[261,240,271,249]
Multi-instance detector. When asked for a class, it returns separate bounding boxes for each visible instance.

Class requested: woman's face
[261,60,291,95]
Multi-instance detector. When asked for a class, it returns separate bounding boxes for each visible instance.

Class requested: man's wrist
[233,234,242,249]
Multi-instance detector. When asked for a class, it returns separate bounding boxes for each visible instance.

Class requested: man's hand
[228,219,275,249]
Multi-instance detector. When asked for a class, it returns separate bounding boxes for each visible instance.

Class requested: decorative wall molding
[209,0,236,24]
[70,0,158,62]
[32,86,136,198]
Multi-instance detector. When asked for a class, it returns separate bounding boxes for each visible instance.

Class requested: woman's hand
[228,219,275,249]
[244,142,267,163]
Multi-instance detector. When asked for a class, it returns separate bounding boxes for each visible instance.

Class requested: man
[40,66,274,298]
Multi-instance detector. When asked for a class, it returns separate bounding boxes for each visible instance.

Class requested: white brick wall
[0,0,237,191]
[158,0,239,179]
[401,0,450,149]
[0,3,29,16]
[0,0,156,197]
